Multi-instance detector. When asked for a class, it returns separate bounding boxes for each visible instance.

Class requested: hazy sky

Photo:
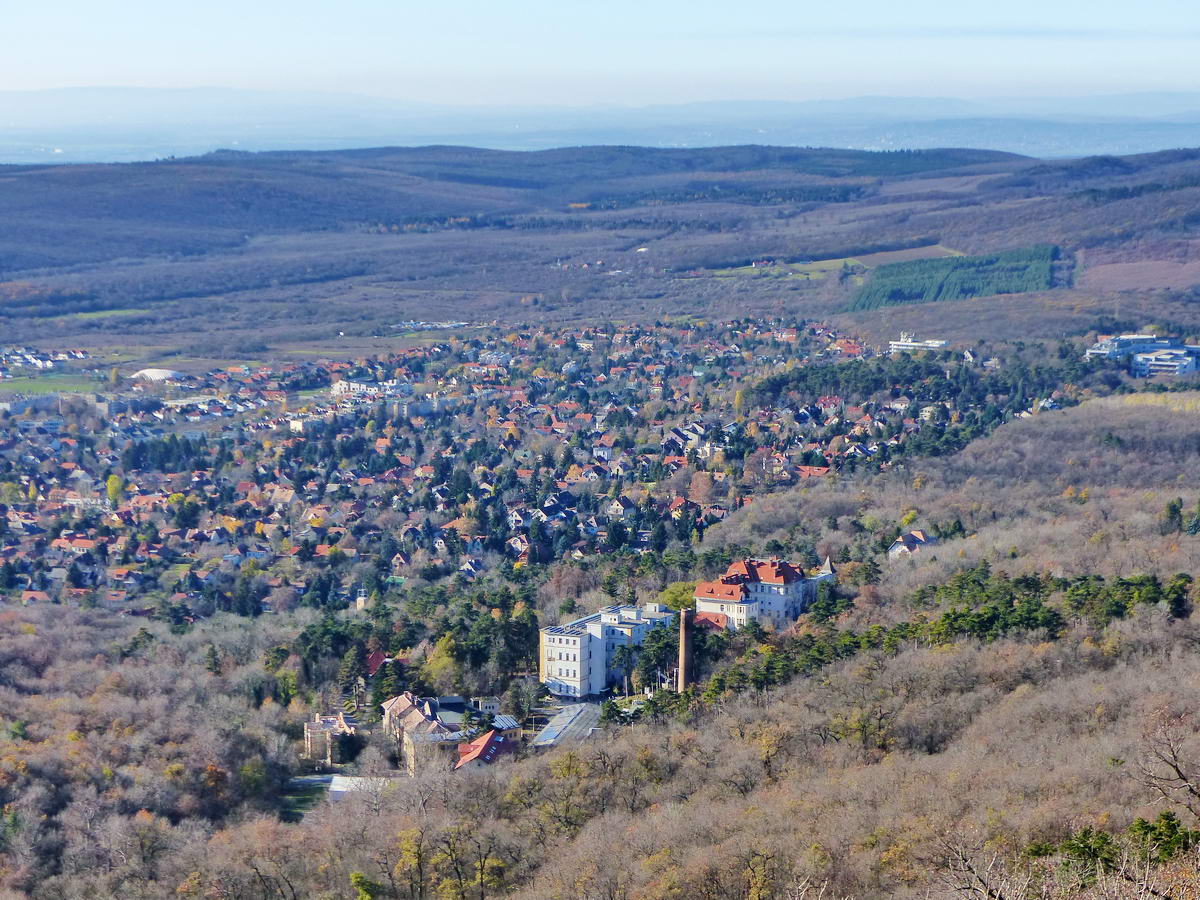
[5,0,1198,105]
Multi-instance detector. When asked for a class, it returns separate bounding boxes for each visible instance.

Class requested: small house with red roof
[455,729,516,771]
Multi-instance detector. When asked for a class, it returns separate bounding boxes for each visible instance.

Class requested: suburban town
[0,318,1187,787]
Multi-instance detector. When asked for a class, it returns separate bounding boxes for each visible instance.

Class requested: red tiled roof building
[693,557,834,631]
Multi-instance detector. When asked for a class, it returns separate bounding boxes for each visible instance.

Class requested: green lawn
[164,563,193,583]
[0,374,99,395]
[280,775,331,822]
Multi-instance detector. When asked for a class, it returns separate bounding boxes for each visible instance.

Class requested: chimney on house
[677,607,692,692]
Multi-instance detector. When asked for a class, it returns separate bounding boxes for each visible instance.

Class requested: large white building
[1086,334,1181,360]
[1086,334,1200,376]
[1131,348,1199,377]
[889,333,948,353]
[540,603,674,697]
[331,378,399,398]
[693,557,835,631]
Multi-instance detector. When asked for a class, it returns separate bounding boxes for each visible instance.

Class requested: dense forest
[849,245,1061,310]
[7,563,1200,898]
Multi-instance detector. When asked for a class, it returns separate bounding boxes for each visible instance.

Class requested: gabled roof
[366,650,389,677]
[693,611,729,630]
[889,530,937,552]
[694,581,746,602]
[454,729,515,769]
[695,557,810,604]
[722,557,806,585]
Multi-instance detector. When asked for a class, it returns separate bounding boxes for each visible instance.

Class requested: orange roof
[722,558,804,585]
[694,581,746,602]
[455,730,514,769]
[693,611,729,630]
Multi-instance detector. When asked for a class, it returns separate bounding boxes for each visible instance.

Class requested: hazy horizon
[7,86,1200,165]
[5,0,1199,164]
[5,0,1198,105]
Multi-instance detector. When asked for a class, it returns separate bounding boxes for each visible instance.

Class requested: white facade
[332,379,399,397]
[693,558,835,631]
[889,333,948,353]
[1086,334,1179,360]
[1132,348,1199,377]
[694,579,813,630]
[540,603,674,697]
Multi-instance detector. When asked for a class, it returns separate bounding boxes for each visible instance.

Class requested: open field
[1079,258,1200,290]
[708,257,854,279]
[60,307,154,321]
[707,244,962,280]
[852,243,963,266]
[0,373,100,395]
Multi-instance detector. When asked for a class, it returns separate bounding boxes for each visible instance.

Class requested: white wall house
[540,603,674,697]
[887,530,938,559]
[693,557,834,631]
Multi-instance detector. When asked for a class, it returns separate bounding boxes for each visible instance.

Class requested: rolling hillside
[4,144,1200,353]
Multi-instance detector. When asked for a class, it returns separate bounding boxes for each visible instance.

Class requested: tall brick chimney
[677,607,692,691]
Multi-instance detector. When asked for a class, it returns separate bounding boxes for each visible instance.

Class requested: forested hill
[6,142,1200,351]
[0,145,1022,268]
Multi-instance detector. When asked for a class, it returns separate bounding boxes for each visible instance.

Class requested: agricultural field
[707,243,961,282]
[58,307,153,321]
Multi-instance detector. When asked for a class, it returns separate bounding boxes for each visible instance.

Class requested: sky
[3,0,1198,106]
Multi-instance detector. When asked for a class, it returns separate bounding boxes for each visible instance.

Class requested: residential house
[455,729,516,771]
[381,692,466,776]
[887,530,938,559]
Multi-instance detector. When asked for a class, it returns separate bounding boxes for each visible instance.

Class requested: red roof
[366,650,388,677]
[723,558,804,585]
[693,611,729,631]
[694,581,746,602]
[455,730,514,770]
[694,558,806,603]
[796,466,831,478]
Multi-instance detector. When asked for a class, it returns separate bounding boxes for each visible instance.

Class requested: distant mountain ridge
[7,88,1200,163]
